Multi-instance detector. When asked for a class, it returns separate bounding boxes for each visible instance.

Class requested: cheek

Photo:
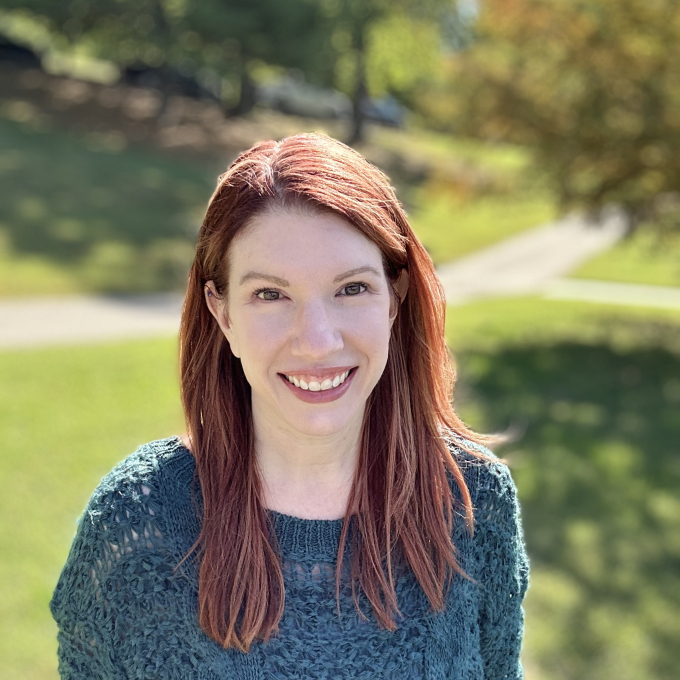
[346,307,393,353]
[233,314,288,364]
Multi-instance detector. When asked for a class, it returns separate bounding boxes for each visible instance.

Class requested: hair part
[179,133,491,650]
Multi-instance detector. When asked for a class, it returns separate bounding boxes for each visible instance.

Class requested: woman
[51,133,529,679]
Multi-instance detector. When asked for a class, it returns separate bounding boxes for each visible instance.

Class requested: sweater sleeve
[49,445,177,679]
[473,460,530,680]
[50,503,125,679]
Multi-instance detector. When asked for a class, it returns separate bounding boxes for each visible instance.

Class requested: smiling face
[205,206,406,441]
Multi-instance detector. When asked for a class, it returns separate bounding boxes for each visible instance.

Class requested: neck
[252,401,363,520]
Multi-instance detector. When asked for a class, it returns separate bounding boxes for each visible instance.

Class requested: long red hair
[179,133,488,651]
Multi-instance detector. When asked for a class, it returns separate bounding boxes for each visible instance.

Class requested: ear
[394,268,409,304]
[389,268,409,324]
[204,281,241,358]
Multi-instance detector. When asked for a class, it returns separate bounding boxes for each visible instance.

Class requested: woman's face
[206,207,405,440]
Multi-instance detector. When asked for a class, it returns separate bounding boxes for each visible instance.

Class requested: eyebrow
[239,266,382,287]
[239,272,290,287]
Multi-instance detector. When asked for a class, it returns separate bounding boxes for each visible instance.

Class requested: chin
[292,415,357,438]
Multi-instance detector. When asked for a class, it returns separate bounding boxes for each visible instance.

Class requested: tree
[330,0,456,143]
[0,0,337,115]
[2,0,458,140]
[431,0,680,231]
[184,0,337,115]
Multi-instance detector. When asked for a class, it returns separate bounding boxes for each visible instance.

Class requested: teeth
[285,369,351,391]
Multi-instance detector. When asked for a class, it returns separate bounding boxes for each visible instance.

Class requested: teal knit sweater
[51,436,529,679]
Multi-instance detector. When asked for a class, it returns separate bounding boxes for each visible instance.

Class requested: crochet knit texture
[51,436,529,679]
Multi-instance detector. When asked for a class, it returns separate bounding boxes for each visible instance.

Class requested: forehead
[228,208,385,274]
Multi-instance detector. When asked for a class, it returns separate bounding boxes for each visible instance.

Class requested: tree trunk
[348,25,367,145]
[229,65,256,117]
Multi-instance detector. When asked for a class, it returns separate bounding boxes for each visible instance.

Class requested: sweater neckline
[267,510,346,561]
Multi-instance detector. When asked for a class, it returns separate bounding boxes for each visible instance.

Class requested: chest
[118,554,486,680]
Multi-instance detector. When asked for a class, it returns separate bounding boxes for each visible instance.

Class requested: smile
[282,369,351,391]
[278,368,357,403]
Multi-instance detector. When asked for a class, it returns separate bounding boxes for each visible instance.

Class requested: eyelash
[253,281,369,301]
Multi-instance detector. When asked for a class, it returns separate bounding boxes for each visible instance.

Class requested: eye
[254,288,282,301]
[340,282,368,296]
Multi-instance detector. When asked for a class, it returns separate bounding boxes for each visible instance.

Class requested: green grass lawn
[0,116,217,296]
[3,297,680,680]
[372,125,534,175]
[373,124,558,264]
[572,228,680,288]
[448,297,680,680]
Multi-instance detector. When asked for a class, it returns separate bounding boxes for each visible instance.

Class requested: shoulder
[53,437,197,596]
[80,436,198,550]
[50,438,199,660]
[443,431,519,511]
[87,436,194,508]
[93,436,194,490]
[444,433,529,590]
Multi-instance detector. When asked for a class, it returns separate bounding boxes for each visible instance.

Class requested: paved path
[435,208,627,303]
[0,293,184,348]
[1,210,678,349]
[544,278,680,310]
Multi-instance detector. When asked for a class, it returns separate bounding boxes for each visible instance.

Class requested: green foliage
[432,0,680,227]
[1,0,338,111]
[0,337,184,680]
[184,0,337,84]
[1,0,460,128]
[449,298,680,680]
[365,12,441,98]
[330,0,457,141]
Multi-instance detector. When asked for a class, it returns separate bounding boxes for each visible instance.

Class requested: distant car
[121,64,221,103]
[0,36,42,69]
[361,95,406,128]
[256,76,352,120]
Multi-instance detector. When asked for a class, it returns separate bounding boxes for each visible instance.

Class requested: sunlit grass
[448,297,680,680]
[0,114,557,295]
[446,295,680,354]
[368,126,558,265]
[0,229,80,295]
[572,228,680,288]
[410,191,556,264]
[372,124,533,174]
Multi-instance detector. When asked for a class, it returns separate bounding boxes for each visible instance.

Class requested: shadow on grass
[0,117,216,293]
[458,341,680,680]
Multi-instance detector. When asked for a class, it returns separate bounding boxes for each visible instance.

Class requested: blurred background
[0,1,678,678]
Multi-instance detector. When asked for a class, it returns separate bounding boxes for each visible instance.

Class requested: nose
[290,299,344,359]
